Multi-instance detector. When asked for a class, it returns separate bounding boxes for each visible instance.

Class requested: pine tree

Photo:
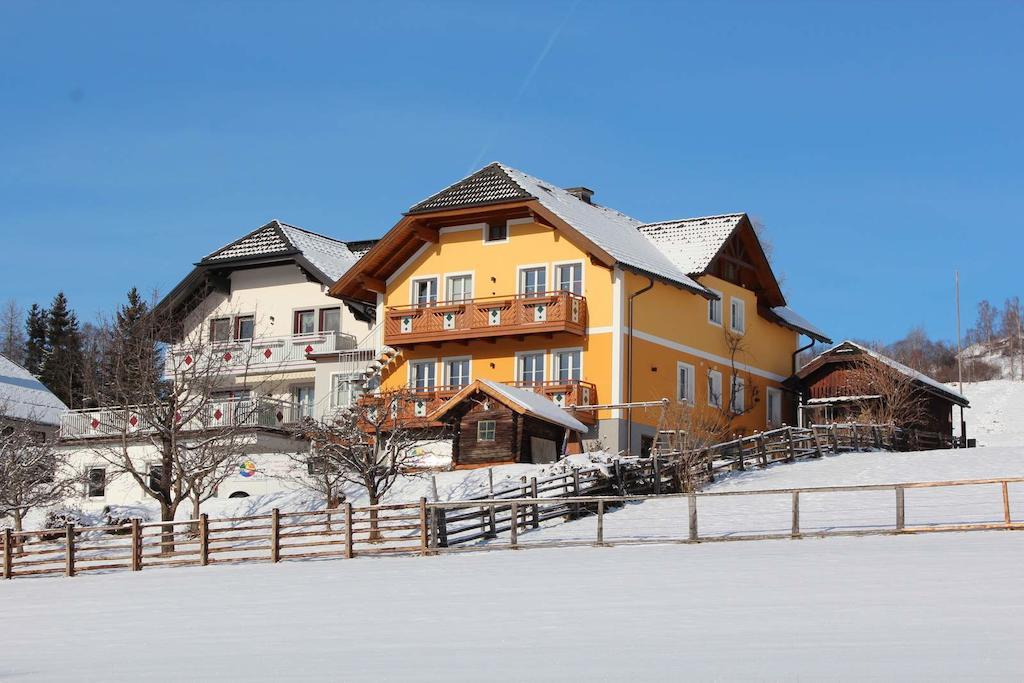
[23,303,49,376]
[40,292,84,408]
[103,287,160,404]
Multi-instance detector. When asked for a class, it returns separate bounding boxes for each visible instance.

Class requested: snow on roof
[477,380,589,433]
[636,214,745,274]
[0,354,67,427]
[202,220,366,284]
[816,341,969,404]
[771,306,831,342]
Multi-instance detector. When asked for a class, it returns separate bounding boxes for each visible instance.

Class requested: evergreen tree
[23,303,49,376]
[103,287,160,404]
[40,292,84,408]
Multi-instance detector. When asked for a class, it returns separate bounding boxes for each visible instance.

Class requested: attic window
[485,222,508,243]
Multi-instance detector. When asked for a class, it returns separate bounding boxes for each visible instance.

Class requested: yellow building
[331,163,829,457]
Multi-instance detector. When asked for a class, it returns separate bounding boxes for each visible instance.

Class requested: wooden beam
[412,224,439,243]
[360,275,386,294]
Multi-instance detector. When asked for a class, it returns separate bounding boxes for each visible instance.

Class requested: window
[320,307,341,333]
[707,370,723,408]
[444,357,471,388]
[640,435,654,458]
[766,387,783,427]
[677,362,696,404]
[210,317,231,342]
[413,278,438,307]
[553,349,581,381]
[730,297,746,334]
[410,360,436,391]
[235,315,255,341]
[148,464,164,492]
[294,310,315,335]
[485,221,507,243]
[292,385,315,419]
[555,263,583,295]
[330,375,363,409]
[87,467,106,498]
[477,420,497,442]
[445,274,473,303]
[731,375,745,413]
[519,267,547,297]
[517,352,545,385]
[708,292,723,326]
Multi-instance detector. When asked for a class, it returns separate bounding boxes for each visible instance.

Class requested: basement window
[477,420,496,442]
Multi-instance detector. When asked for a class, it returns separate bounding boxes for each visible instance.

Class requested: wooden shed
[790,341,969,438]
[429,380,589,468]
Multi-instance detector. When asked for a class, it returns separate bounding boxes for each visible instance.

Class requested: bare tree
[1001,297,1022,380]
[288,390,443,539]
[844,355,927,429]
[1,299,25,364]
[656,400,732,492]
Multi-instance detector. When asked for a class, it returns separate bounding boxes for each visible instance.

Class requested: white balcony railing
[60,396,301,440]
[165,332,377,375]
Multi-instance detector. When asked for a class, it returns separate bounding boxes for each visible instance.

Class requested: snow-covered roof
[636,214,745,274]
[477,380,589,433]
[805,395,883,404]
[770,306,831,343]
[808,341,968,405]
[408,163,708,294]
[0,354,67,427]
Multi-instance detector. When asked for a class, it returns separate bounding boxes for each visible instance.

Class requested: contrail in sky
[468,0,581,172]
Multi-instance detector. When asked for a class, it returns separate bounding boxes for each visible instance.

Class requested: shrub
[102,505,151,534]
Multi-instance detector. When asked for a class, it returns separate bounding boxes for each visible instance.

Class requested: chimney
[565,186,594,204]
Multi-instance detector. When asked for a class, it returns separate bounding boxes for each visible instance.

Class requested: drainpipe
[791,336,816,427]
[626,277,655,455]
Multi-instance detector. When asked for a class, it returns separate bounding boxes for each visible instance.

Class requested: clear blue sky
[2,1,1021,344]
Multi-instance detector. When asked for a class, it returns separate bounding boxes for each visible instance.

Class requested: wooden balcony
[359,380,598,428]
[383,291,587,346]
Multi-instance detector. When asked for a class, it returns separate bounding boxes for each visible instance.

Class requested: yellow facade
[378,216,800,444]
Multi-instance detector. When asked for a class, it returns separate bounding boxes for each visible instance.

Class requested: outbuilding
[428,380,589,467]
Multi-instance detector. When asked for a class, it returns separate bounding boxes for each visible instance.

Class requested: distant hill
[959,337,1024,382]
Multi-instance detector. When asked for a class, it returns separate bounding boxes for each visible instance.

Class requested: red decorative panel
[184,354,193,366]
[223,351,232,361]
[213,409,223,421]
[129,415,138,427]
[263,348,273,359]
[90,418,100,429]
[304,344,314,354]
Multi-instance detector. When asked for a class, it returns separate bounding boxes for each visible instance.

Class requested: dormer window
[485,221,508,243]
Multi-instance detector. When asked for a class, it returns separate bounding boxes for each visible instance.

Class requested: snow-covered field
[955,379,1024,447]
[4,531,1024,680]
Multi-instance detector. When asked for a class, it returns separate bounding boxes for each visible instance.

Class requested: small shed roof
[428,379,589,433]
[0,354,67,427]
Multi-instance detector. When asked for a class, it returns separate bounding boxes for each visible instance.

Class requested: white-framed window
[555,262,583,295]
[410,360,437,391]
[708,290,723,326]
[517,352,546,385]
[766,386,783,427]
[412,277,438,307]
[320,307,341,333]
[86,467,106,498]
[292,385,315,418]
[210,317,232,342]
[477,420,497,442]
[235,315,255,341]
[294,310,316,335]
[676,361,696,404]
[707,369,723,408]
[519,266,547,297]
[730,375,745,413]
[443,357,471,388]
[445,274,473,303]
[483,221,508,243]
[330,375,363,409]
[730,297,746,334]
[553,348,582,381]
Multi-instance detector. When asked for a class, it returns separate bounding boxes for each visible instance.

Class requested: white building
[61,220,382,507]
[0,353,67,442]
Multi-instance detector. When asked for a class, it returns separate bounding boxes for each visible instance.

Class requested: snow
[953,379,1024,447]
[477,379,589,432]
[770,304,831,341]
[0,353,67,426]
[636,213,744,274]
[3,531,1024,680]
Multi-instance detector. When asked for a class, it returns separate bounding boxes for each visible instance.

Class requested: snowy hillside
[952,379,1024,447]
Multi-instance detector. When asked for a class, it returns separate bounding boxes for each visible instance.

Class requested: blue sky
[1,1,1021,344]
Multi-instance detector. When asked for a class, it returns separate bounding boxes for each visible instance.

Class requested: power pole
[955,271,966,446]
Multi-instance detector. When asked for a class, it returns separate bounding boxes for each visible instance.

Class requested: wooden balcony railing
[383,291,587,346]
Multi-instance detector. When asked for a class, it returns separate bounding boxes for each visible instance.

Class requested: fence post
[65,524,75,577]
[757,434,768,467]
[510,502,519,549]
[596,500,605,546]
[786,428,797,462]
[530,477,539,529]
[3,528,12,579]
[571,468,581,519]
[131,519,142,571]
[270,509,281,563]
[688,494,698,542]
[873,425,882,449]
[344,502,354,559]
[1002,482,1012,526]
[614,460,624,495]
[653,455,662,494]
[851,424,860,451]
[488,467,494,496]
[790,492,800,538]
[810,429,825,458]
[895,486,905,531]
[487,501,497,538]
[419,498,429,556]
[199,514,209,567]
[829,424,839,453]
[736,445,746,471]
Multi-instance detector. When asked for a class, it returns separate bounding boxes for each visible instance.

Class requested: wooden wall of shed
[520,415,567,463]
[452,395,519,466]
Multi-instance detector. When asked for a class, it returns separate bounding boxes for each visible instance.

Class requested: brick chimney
[565,186,594,204]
